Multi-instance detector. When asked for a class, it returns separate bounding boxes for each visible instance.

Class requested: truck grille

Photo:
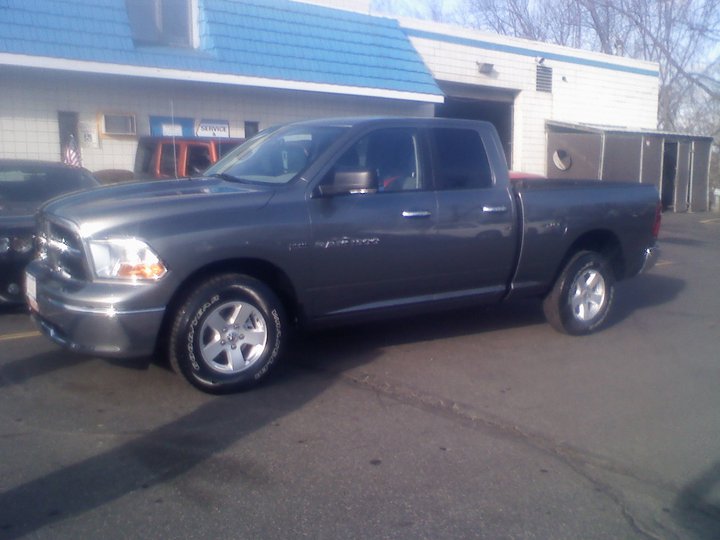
[37,218,88,281]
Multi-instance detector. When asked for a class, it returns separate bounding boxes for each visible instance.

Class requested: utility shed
[546,122,713,212]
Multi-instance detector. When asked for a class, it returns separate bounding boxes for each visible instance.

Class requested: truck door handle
[402,210,432,218]
[482,205,508,214]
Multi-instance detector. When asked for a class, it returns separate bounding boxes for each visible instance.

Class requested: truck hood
[40,177,275,237]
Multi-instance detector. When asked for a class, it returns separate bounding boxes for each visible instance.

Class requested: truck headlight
[88,238,168,280]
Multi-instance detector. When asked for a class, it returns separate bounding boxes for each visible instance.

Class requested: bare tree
[424,0,720,137]
[371,0,447,21]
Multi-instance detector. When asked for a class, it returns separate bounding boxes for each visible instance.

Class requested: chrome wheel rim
[570,269,606,322]
[199,301,268,374]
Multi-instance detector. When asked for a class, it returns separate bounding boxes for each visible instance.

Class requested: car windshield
[205,125,348,185]
[0,164,96,204]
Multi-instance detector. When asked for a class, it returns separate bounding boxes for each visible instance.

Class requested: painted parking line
[700,218,720,225]
[0,331,41,343]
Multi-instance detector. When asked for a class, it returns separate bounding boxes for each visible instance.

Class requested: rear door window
[430,128,493,190]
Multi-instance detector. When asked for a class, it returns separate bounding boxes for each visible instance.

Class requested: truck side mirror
[317,169,378,197]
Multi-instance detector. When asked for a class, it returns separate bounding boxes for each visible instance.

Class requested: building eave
[0,53,445,104]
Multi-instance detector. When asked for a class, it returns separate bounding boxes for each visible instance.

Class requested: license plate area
[25,272,38,312]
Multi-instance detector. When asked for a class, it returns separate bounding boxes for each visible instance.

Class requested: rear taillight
[652,200,662,238]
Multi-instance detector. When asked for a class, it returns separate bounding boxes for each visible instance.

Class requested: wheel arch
[155,258,301,357]
[552,229,625,290]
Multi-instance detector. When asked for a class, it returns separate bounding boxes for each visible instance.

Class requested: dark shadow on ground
[0,351,90,389]
[297,273,683,361]
[673,461,720,539]
[0,298,560,538]
[289,298,546,371]
[607,273,685,328]
[0,274,686,538]
[0,345,378,539]
[0,305,28,316]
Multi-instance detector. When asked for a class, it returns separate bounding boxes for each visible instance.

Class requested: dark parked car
[0,160,98,304]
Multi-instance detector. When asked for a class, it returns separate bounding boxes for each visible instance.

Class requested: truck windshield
[206,125,347,185]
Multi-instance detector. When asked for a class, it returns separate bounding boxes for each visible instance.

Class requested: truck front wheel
[543,251,615,335]
[168,274,286,393]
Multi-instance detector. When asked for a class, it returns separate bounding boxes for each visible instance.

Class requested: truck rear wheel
[543,251,615,335]
[168,274,286,393]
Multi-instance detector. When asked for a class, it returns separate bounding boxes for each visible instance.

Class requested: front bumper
[26,260,166,358]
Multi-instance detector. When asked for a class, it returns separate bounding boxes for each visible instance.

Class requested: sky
[370,0,463,21]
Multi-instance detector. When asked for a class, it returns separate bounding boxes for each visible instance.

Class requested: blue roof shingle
[0,0,442,99]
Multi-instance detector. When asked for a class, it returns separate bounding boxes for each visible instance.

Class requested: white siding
[400,18,660,174]
[0,68,433,172]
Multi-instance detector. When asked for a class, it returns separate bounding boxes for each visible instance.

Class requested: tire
[168,274,286,393]
[543,251,615,335]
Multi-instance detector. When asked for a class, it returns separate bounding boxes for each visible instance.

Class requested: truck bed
[509,179,659,297]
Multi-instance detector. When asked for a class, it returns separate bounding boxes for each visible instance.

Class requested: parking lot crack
[342,370,679,540]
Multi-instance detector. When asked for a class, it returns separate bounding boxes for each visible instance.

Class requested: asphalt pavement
[0,212,719,539]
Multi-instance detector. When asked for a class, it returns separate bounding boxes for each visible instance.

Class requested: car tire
[168,274,286,393]
[543,250,615,335]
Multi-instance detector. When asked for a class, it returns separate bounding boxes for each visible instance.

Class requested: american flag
[63,134,82,167]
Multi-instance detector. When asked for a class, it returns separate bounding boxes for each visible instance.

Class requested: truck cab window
[187,144,212,175]
[159,143,177,177]
[431,128,493,190]
[328,128,423,192]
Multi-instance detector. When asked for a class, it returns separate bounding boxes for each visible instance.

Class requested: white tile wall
[0,68,433,172]
[401,18,660,173]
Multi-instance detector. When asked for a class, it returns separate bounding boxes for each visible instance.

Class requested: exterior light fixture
[477,62,494,75]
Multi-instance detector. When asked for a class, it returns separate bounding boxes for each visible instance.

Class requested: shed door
[690,141,711,212]
[674,143,691,212]
[640,137,663,190]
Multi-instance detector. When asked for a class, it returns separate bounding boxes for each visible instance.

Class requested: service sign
[196,120,230,138]
[161,124,183,137]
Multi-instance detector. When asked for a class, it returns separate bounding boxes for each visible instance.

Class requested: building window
[101,113,136,136]
[536,65,553,93]
[244,121,260,138]
[126,0,194,47]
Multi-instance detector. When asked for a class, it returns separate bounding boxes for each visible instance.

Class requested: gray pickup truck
[26,117,660,393]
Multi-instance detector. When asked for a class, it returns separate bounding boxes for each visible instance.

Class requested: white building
[0,0,659,178]
[399,17,659,173]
